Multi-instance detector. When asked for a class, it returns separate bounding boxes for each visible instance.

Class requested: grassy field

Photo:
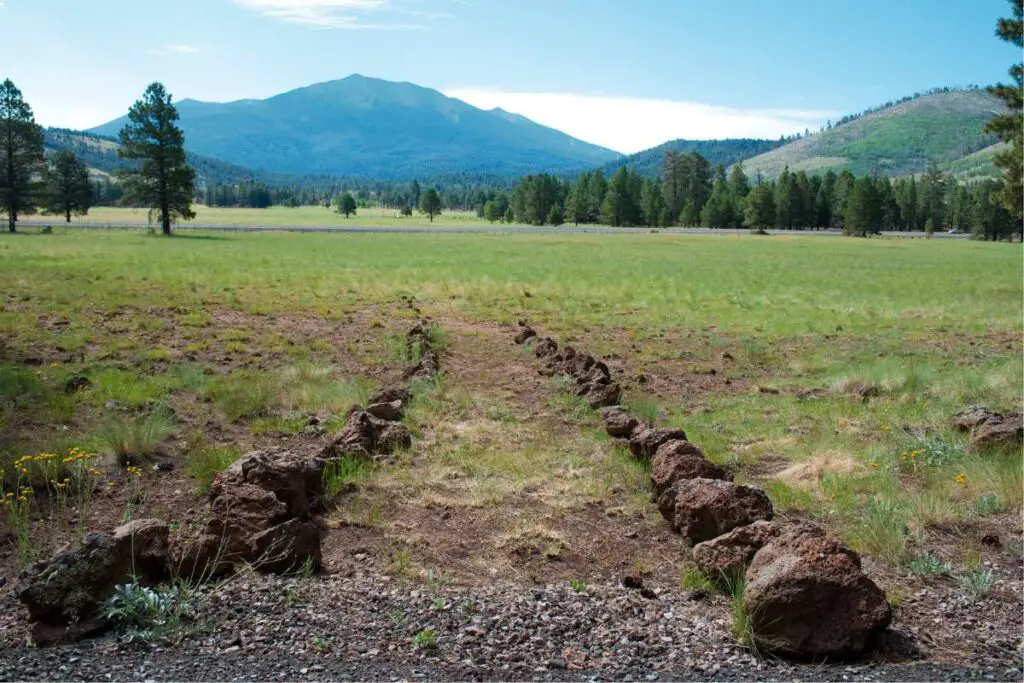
[39,205,496,227]
[0,229,1020,616]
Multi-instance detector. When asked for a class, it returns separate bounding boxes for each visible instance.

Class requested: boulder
[951,405,1000,431]
[650,440,731,496]
[691,520,778,585]
[211,448,324,519]
[951,405,1023,449]
[190,449,326,576]
[600,406,639,439]
[744,523,891,659]
[513,326,537,345]
[534,337,558,358]
[628,427,688,461]
[367,400,404,422]
[657,478,773,543]
[404,349,440,380]
[581,381,622,409]
[368,387,411,406]
[972,413,1023,449]
[376,422,412,454]
[20,519,170,645]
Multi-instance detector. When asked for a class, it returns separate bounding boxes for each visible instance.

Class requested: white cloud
[149,44,201,55]
[444,89,841,154]
[233,0,425,29]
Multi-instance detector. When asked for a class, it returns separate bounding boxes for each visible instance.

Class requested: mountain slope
[598,138,785,177]
[44,128,269,187]
[89,75,619,179]
[739,89,1004,179]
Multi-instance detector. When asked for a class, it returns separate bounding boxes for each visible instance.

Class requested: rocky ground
[1,568,1022,682]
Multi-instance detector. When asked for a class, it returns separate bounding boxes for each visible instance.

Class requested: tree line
[475,156,1019,240]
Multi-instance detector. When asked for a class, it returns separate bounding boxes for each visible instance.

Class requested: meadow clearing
[41,205,490,227]
[0,229,1020,667]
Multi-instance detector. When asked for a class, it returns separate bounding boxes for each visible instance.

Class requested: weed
[680,566,717,593]
[974,493,1001,515]
[387,548,414,580]
[101,582,196,644]
[848,497,910,567]
[311,636,331,653]
[413,628,438,650]
[185,443,241,493]
[961,569,994,599]
[907,553,953,575]
[100,407,176,466]
[431,597,448,611]
[570,579,588,593]
[391,608,406,624]
[626,395,661,426]
[322,455,373,500]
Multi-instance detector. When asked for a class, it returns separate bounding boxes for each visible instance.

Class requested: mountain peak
[88,76,617,178]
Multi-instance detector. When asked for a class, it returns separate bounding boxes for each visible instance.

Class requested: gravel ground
[2,570,1020,682]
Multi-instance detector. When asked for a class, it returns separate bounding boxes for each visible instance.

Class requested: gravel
[1,570,1021,682]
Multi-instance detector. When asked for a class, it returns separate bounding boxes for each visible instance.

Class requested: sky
[3,0,1018,154]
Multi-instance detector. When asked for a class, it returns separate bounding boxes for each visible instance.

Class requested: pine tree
[728,163,750,227]
[44,150,92,222]
[334,192,357,218]
[985,0,1023,233]
[774,166,793,229]
[586,172,608,223]
[641,178,665,227]
[546,203,564,226]
[844,177,882,237]
[419,188,441,222]
[744,182,776,233]
[602,167,639,226]
[0,79,45,233]
[117,82,196,235]
[700,166,734,229]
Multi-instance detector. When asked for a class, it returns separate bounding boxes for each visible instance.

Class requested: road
[12,219,971,238]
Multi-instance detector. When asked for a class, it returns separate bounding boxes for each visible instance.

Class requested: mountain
[89,75,619,179]
[598,138,785,177]
[738,88,1004,179]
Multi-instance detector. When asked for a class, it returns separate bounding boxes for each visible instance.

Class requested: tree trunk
[8,210,15,233]
[66,209,71,223]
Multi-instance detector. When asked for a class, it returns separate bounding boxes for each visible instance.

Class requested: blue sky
[4,0,1017,153]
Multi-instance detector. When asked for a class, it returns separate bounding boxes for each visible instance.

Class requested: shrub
[413,628,438,649]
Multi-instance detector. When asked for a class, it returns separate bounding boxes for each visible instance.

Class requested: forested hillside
[598,138,784,177]
[740,88,1004,179]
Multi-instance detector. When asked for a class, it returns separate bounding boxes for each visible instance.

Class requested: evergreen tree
[586,172,607,223]
[44,150,92,222]
[985,0,1023,233]
[744,182,776,232]
[565,173,590,226]
[547,203,564,226]
[774,166,794,229]
[641,178,665,227]
[917,165,947,230]
[844,176,882,236]
[419,188,441,221]
[814,171,837,229]
[0,79,45,233]
[700,166,734,228]
[728,162,750,227]
[602,167,640,226]
[484,200,502,223]
[504,206,514,223]
[334,192,357,218]
[831,171,856,230]
[117,82,196,235]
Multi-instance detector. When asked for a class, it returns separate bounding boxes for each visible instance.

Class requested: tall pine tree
[0,79,45,233]
[44,150,92,223]
[117,83,196,235]
[985,0,1023,234]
